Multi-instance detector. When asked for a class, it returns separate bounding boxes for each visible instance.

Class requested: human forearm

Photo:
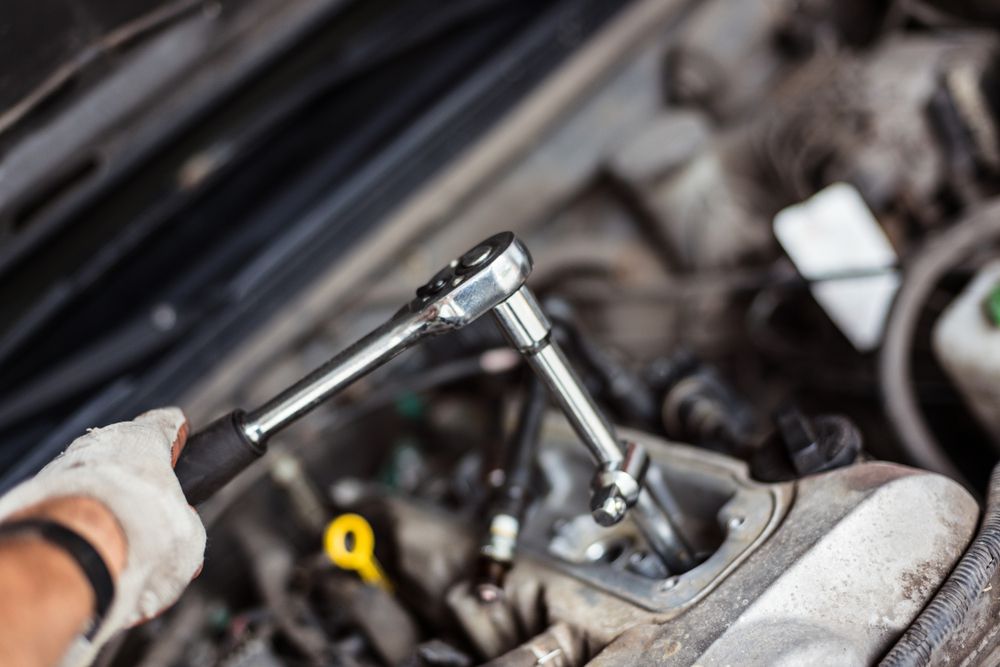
[0,496,126,667]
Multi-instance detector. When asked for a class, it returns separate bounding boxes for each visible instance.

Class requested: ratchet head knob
[407,232,533,332]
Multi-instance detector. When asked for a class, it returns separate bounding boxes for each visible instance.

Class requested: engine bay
[5,0,1000,665]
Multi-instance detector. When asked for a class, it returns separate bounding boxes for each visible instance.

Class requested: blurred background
[3,1,1000,664]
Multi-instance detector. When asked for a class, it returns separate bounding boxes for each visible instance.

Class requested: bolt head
[591,489,628,526]
[658,576,679,592]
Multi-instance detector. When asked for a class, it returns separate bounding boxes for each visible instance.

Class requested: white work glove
[0,407,206,665]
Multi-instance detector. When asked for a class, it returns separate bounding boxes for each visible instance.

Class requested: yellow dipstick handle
[324,513,392,592]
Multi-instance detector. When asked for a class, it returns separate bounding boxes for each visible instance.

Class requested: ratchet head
[401,232,533,333]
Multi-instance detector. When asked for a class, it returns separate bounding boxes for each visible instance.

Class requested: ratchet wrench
[176,232,531,504]
[175,232,693,569]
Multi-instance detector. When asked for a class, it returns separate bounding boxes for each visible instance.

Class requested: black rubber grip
[175,410,266,505]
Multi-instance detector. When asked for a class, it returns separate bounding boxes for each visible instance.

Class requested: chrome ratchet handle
[177,232,531,503]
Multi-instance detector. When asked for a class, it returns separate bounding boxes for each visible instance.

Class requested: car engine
[3,0,1000,665]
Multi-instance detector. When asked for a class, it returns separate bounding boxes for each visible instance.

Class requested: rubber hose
[880,463,1000,666]
[879,200,1000,481]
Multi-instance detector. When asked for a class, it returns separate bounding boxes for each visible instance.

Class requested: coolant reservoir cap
[981,281,1000,327]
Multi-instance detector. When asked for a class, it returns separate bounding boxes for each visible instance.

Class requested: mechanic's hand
[0,408,206,659]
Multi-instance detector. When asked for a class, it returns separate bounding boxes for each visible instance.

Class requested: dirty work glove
[0,407,206,664]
